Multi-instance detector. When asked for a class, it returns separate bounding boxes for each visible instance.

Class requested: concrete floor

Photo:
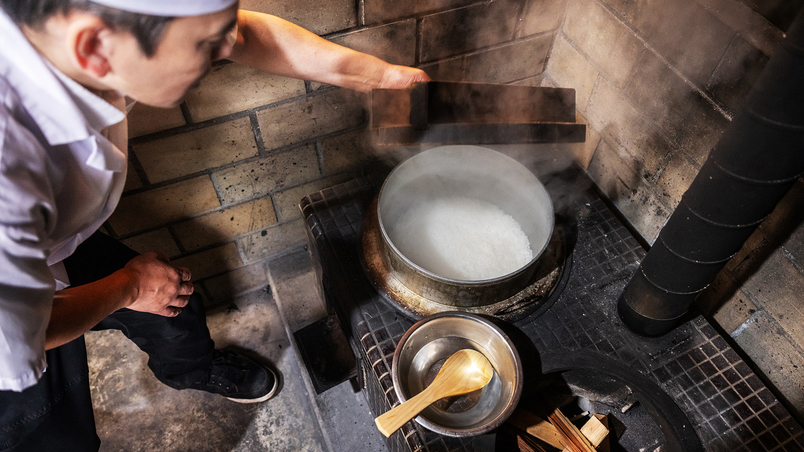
[86,248,387,452]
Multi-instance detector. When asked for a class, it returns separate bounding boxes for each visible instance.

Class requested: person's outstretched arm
[228,10,430,92]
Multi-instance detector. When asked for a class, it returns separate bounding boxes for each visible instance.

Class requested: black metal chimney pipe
[618,10,804,336]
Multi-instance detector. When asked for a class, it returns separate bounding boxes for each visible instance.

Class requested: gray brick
[202,260,270,303]
[743,250,804,345]
[563,0,643,88]
[171,243,243,281]
[700,274,758,333]
[776,181,804,268]
[420,57,465,82]
[696,0,784,57]
[655,152,699,208]
[330,20,417,66]
[620,185,672,244]
[625,49,729,165]
[240,0,356,35]
[185,63,305,122]
[273,173,355,221]
[707,35,769,115]
[134,117,258,184]
[124,164,142,192]
[239,218,307,263]
[633,0,735,86]
[128,103,185,138]
[256,89,367,151]
[266,249,328,334]
[672,95,729,167]
[464,34,553,83]
[420,0,521,62]
[598,0,639,22]
[109,176,220,236]
[364,0,475,26]
[520,0,566,37]
[587,137,641,202]
[545,33,599,112]
[511,74,545,87]
[215,144,320,205]
[320,129,374,175]
[121,229,181,258]
[586,138,672,242]
[172,197,277,251]
[586,78,673,178]
[731,310,804,421]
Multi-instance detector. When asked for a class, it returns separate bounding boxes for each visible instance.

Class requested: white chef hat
[89,0,238,17]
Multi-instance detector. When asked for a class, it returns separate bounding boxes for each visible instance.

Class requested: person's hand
[378,64,431,89]
[122,252,194,317]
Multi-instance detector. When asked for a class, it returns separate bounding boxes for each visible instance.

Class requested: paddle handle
[374,385,441,437]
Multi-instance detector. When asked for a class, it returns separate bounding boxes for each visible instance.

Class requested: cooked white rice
[389,196,533,280]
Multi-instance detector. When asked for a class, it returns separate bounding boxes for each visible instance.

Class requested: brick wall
[542,0,804,419]
[115,0,549,306]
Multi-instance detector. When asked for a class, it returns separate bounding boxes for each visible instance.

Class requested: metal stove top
[300,161,804,452]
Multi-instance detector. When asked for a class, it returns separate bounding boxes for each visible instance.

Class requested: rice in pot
[389,196,533,280]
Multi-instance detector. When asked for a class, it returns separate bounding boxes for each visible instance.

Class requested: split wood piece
[592,415,611,452]
[506,408,610,451]
[517,434,548,452]
[548,408,596,452]
[506,409,565,449]
[503,425,549,452]
[561,415,609,452]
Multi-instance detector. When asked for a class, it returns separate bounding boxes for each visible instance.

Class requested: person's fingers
[178,281,194,296]
[166,306,182,317]
[176,266,192,281]
[173,295,191,308]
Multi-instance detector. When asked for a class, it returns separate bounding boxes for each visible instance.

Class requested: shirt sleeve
[0,104,57,392]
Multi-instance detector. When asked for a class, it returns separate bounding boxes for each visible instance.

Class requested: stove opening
[499,351,702,452]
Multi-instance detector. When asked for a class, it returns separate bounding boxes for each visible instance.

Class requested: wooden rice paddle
[374,349,494,437]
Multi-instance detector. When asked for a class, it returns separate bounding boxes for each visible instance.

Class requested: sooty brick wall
[116,0,549,308]
[542,0,804,420]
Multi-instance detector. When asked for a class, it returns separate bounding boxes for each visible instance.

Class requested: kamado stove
[294,82,804,452]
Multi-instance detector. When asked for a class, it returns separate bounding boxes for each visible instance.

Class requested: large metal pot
[366,145,554,310]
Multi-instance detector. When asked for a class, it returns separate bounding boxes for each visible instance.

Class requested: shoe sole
[225,367,279,404]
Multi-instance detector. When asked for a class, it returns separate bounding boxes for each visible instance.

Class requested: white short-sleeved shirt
[0,9,128,392]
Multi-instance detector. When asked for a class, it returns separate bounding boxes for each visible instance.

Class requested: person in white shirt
[0,0,429,450]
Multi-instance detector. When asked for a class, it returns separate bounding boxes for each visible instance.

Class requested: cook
[0,0,429,449]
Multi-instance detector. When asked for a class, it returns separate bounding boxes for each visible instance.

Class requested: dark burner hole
[498,361,700,452]
[530,369,667,452]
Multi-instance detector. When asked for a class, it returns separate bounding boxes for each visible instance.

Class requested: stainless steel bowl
[391,312,523,437]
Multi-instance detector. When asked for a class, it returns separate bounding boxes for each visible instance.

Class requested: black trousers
[0,232,214,452]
